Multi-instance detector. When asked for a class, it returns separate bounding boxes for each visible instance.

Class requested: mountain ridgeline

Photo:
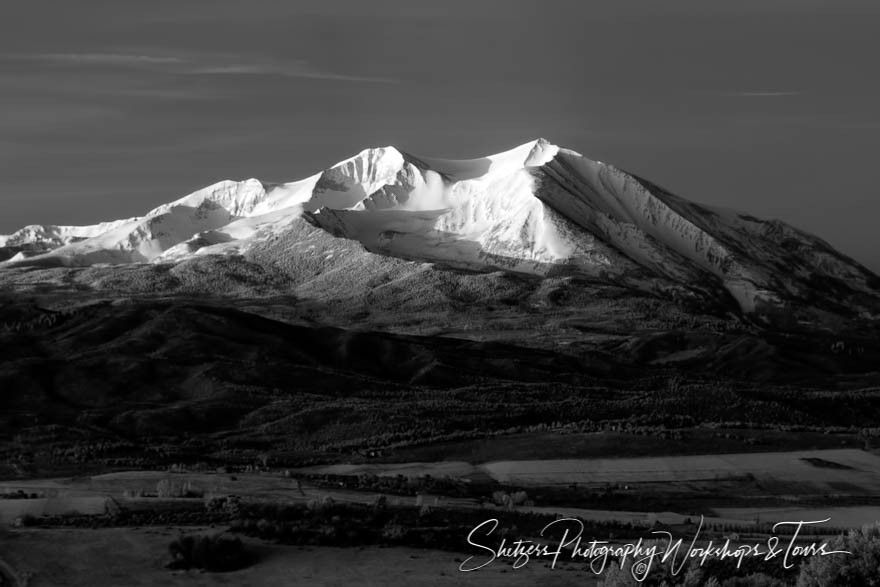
[1,139,878,331]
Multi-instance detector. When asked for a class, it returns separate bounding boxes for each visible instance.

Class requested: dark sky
[2,0,879,271]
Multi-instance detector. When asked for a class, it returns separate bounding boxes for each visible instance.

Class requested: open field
[5,447,880,533]
[373,428,866,463]
[303,448,880,489]
[0,527,597,587]
[714,506,880,528]
[481,448,880,487]
[0,496,107,524]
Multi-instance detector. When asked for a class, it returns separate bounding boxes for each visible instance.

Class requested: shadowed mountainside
[1,297,879,479]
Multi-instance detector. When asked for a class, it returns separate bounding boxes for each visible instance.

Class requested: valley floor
[0,528,596,587]
[2,445,879,585]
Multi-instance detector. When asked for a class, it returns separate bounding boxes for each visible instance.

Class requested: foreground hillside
[1,293,878,480]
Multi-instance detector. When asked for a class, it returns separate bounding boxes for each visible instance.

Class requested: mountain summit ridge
[2,139,878,323]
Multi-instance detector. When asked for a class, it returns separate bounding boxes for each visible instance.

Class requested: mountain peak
[523,137,560,166]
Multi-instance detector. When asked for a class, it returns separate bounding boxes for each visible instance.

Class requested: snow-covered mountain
[0,218,138,261]
[2,138,878,322]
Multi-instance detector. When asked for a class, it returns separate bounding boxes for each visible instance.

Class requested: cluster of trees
[229,500,646,552]
[490,490,532,509]
[12,513,40,527]
[204,495,242,517]
[0,489,40,500]
[156,479,203,498]
[295,380,880,459]
[0,308,78,332]
[796,523,880,586]
[323,415,702,457]
[622,296,745,333]
[302,472,468,497]
[49,440,141,464]
[596,523,880,586]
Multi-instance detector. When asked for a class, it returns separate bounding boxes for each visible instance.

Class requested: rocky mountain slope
[2,139,878,330]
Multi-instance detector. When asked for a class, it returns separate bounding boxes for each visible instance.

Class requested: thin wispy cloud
[3,51,397,84]
[190,61,398,83]
[29,53,185,66]
[725,90,802,97]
